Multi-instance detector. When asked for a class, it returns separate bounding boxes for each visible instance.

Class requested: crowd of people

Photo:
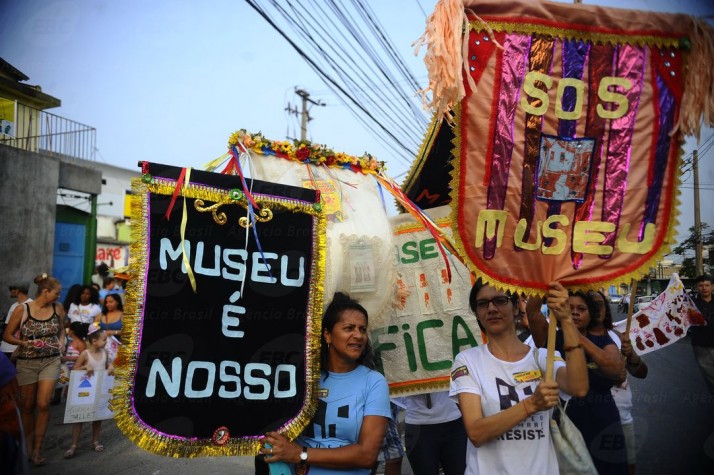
[0,272,712,474]
[0,270,124,472]
[259,276,711,475]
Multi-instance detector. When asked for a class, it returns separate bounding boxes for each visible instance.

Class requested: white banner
[371,206,482,395]
[614,274,706,355]
[63,370,115,423]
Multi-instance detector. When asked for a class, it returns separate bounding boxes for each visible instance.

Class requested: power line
[244,0,428,168]
[244,0,419,164]
[414,0,428,17]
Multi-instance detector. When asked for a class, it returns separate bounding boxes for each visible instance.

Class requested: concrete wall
[59,160,103,195]
[60,161,140,221]
[0,144,101,315]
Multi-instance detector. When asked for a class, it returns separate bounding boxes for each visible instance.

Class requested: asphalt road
[28,304,714,474]
[628,336,714,474]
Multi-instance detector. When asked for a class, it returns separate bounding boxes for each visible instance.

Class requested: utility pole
[285,102,299,140]
[294,89,325,141]
[693,148,704,275]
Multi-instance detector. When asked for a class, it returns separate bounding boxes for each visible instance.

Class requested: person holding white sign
[64,322,114,459]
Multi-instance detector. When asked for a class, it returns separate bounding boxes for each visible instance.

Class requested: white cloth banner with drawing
[614,273,706,356]
[371,206,482,395]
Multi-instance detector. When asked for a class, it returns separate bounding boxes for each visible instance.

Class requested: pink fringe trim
[414,0,502,123]
[672,18,714,140]
[413,0,472,123]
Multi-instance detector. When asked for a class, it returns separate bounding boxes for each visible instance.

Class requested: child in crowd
[52,322,88,405]
[64,323,114,458]
[63,322,88,372]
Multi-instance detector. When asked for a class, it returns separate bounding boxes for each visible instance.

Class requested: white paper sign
[106,336,121,363]
[64,370,115,423]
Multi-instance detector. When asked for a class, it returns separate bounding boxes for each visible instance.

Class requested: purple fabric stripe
[601,45,647,252]
[559,39,590,138]
[483,33,531,259]
[640,74,675,238]
[546,40,590,241]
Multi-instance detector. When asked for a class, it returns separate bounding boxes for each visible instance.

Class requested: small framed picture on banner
[345,239,377,293]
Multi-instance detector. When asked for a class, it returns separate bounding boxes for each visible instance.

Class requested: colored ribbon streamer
[231,148,275,283]
[201,153,231,172]
[375,173,455,283]
[164,167,187,221]
[179,168,198,293]
[230,145,260,210]
[221,154,240,175]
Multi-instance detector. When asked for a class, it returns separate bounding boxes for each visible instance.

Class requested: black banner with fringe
[114,162,326,457]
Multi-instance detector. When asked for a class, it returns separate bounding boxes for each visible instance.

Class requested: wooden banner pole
[624,280,639,336]
[545,310,558,382]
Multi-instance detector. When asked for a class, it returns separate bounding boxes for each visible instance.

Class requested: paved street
[628,336,714,474]
[27,304,714,474]
[30,399,413,474]
[29,408,257,474]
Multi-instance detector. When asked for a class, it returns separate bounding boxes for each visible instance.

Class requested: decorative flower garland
[228,129,386,175]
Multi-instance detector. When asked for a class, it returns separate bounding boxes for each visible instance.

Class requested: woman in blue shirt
[260,292,391,474]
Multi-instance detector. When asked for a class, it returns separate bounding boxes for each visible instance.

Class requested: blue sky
[1,0,712,247]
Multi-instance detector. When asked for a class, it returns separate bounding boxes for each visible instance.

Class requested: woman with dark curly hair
[259,292,391,474]
[530,289,628,474]
[67,285,101,327]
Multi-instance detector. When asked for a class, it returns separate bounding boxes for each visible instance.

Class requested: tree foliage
[678,257,698,279]
[671,223,713,256]
[671,223,712,277]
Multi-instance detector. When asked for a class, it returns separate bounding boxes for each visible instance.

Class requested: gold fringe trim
[470,21,683,49]
[112,177,326,457]
[147,178,323,216]
[389,377,451,396]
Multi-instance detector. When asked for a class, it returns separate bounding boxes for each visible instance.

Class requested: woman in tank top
[2,273,66,467]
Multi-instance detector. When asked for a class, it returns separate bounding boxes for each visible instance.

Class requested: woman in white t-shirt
[394,391,466,475]
[67,285,102,325]
[450,280,589,475]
